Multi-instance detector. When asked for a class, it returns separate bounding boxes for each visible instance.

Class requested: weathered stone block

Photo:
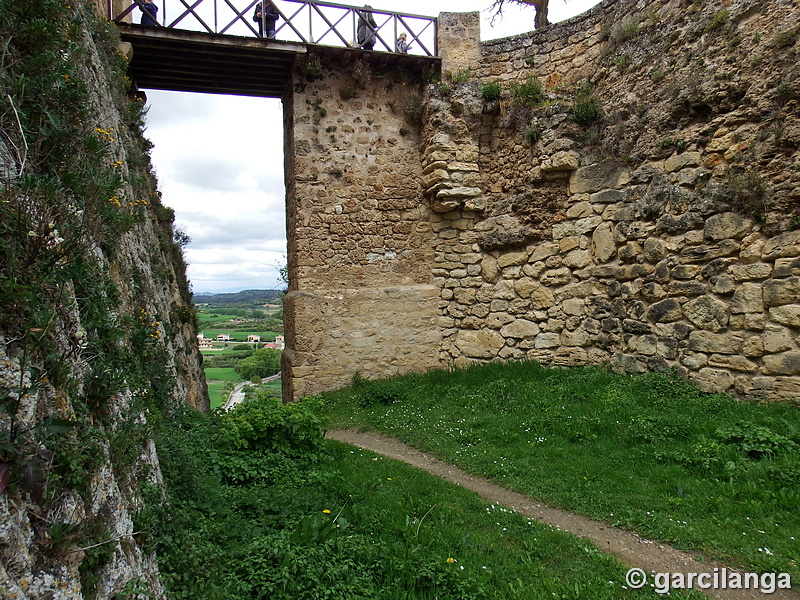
[730,283,764,314]
[762,352,800,375]
[454,329,505,358]
[763,277,800,307]
[684,295,729,331]
[541,267,572,286]
[437,186,482,199]
[704,212,752,241]
[729,263,772,281]
[739,233,765,264]
[762,230,800,260]
[566,201,593,219]
[500,319,541,339]
[691,368,735,393]
[541,150,580,172]
[534,332,561,348]
[708,354,759,373]
[688,331,744,354]
[769,305,800,328]
[493,280,517,300]
[773,257,800,278]
[665,152,701,172]
[762,325,795,353]
[656,213,704,234]
[643,237,667,262]
[591,221,615,263]
[530,242,560,261]
[498,251,529,268]
[741,336,765,357]
[561,328,593,347]
[530,285,555,309]
[680,240,739,263]
[569,162,631,194]
[647,298,683,323]
[481,256,500,282]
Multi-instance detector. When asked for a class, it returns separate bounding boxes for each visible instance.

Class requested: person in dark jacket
[357,5,377,50]
[139,0,158,26]
[253,1,280,39]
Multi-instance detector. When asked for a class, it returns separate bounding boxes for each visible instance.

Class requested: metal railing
[110,0,438,56]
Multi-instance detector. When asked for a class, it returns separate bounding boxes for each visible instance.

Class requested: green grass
[204,367,241,382]
[206,380,229,409]
[150,396,703,599]
[205,367,241,409]
[320,362,800,579]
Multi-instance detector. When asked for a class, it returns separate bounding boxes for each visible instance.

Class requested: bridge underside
[117,24,305,97]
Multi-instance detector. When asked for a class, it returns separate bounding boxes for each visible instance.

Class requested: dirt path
[326,429,798,600]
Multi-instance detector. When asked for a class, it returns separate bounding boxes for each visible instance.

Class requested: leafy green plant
[481,81,502,101]
[524,123,542,144]
[706,9,729,31]
[511,77,545,108]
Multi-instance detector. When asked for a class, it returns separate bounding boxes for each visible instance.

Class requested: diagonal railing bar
[219,0,260,36]
[109,0,439,56]
[168,0,213,32]
[273,3,311,42]
[307,4,351,47]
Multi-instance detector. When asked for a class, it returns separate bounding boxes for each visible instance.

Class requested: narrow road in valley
[222,373,281,410]
[326,429,798,600]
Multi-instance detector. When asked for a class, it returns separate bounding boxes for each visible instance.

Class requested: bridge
[108,0,439,97]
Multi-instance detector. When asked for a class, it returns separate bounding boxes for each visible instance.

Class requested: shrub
[511,77,544,108]
[481,81,502,101]
[573,98,601,125]
[524,124,542,144]
[214,393,325,457]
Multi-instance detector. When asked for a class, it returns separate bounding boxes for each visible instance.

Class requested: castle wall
[423,0,800,400]
[282,50,442,400]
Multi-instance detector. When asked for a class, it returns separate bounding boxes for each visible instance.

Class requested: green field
[204,367,241,409]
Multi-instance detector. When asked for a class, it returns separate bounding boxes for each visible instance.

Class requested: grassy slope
[152,396,702,599]
[320,362,800,579]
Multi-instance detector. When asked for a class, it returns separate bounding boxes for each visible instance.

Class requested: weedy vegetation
[322,362,800,580]
[145,391,704,600]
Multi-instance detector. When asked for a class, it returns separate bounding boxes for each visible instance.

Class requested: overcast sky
[142,0,601,294]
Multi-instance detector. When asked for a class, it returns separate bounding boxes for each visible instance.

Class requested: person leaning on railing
[253,0,280,39]
[139,0,158,26]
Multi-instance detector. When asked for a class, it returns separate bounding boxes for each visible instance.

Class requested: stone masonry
[285,0,800,402]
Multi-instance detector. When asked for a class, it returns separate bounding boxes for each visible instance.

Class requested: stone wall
[283,0,800,402]
[282,49,443,400]
[422,0,800,400]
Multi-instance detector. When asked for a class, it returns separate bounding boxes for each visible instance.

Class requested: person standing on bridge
[253,0,280,39]
[357,5,377,50]
[139,0,158,26]
[395,32,411,53]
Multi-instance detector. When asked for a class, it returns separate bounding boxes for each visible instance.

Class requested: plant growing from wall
[481,81,502,101]
[511,77,545,108]
[0,1,198,596]
[572,81,601,125]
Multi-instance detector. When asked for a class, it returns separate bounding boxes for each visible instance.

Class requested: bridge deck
[118,24,304,97]
[118,23,440,98]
